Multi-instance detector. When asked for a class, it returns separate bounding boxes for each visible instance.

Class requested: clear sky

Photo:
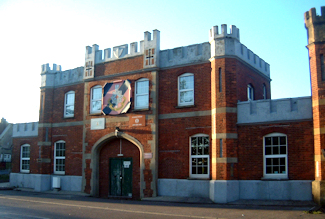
[0,0,324,124]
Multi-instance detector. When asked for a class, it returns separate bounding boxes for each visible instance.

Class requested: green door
[110,158,133,197]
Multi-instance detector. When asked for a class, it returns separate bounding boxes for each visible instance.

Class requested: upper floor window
[91,85,102,114]
[321,54,325,81]
[135,78,149,109]
[54,140,66,175]
[20,144,30,173]
[247,84,254,100]
[64,91,75,118]
[178,73,194,106]
[263,84,267,99]
[263,133,288,179]
[190,134,209,179]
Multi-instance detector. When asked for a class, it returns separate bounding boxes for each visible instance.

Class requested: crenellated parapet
[209,24,270,77]
[41,64,83,88]
[237,97,312,124]
[159,42,211,68]
[13,122,38,137]
[305,6,325,45]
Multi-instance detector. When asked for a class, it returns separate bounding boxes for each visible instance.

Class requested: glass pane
[265,146,271,155]
[266,166,272,174]
[191,147,197,155]
[66,93,75,105]
[203,146,209,155]
[273,166,279,173]
[136,95,149,108]
[273,146,279,155]
[191,137,197,147]
[136,80,148,94]
[202,167,207,174]
[273,137,279,145]
[198,137,203,146]
[265,137,271,145]
[280,158,285,165]
[92,100,101,111]
[203,158,208,165]
[192,158,197,165]
[266,158,272,165]
[92,87,101,100]
[198,158,202,165]
[192,167,196,174]
[280,166,286,173]
[180,91,194,103]
[280,136,286,145]
[179,75,193,90]
[65,105,74,116]
[203,137,209,145]
[273,158,279,165]
[280,146,286,154]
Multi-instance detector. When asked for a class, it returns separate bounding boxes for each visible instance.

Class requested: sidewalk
[0,182,317,207]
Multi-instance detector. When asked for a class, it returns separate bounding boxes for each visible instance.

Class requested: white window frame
[263,133,288,179]
[64,91,75,118]
[247,84,254,100]
[178,73,194,106]
[90,85,102,114]
[189,134,210,179]
[20,144,30,173]
[135,78,149,109]
[54,140,66,175]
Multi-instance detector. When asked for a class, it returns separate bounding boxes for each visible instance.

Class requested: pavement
[0,182,318,207]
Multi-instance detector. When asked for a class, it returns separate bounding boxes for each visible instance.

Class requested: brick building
[10,7,325,205]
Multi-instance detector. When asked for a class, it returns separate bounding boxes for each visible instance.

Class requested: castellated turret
[305,6,325,45]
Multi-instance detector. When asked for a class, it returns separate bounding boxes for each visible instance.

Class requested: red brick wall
[95,56,143,77]
[99,138,140,199]
[236,60,271,101]
[12,137,38,173]
[159,63,211,114]
[237,121,314,180]
[158,116,211,179]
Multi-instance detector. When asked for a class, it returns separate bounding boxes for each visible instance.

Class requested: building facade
[10,7,325,204]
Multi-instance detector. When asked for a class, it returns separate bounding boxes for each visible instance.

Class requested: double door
[110,158,133,197]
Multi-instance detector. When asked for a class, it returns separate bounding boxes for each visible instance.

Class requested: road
[0,190,323,219]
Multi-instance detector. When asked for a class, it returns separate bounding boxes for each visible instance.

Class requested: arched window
[190,134,209,179]
[90,85,102,114]
[178,73,194,106]
[135,78,149,109]
[263,84,267,100]
[247,84,254,100]
[54,140,66,175]
[263,133,288,179]
[64,91,75,118]
[20,144,30,173]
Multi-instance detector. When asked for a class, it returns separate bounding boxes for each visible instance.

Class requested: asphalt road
[0,190,323,219]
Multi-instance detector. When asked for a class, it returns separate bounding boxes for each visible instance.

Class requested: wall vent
[52,176,61,189]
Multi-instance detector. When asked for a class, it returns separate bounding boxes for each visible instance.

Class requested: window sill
[63,116,75,119]
[89,112,102,116]
[133,107,150,112]
[261,177,289,181]
[175,104,196,109]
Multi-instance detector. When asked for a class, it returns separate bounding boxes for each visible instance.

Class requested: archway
[89,132,144,198]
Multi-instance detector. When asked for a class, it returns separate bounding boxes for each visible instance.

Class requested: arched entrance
[89,132,144,199]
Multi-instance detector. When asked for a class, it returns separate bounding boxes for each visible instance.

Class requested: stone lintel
[212,133,238,139]
[36,158,51,163]
[216,157,238,163]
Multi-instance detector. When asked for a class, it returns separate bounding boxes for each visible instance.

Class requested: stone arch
[89,132,144,198]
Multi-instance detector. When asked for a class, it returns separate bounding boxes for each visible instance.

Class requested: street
[0,190,323,219]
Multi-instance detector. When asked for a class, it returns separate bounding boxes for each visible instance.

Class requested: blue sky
[0,0,324,123]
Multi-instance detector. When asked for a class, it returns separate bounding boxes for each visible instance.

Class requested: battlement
[13,122,38,137]
[209,24,240,42]
[237,97,312,124]
[41,66,84,88]
[159,42,211,68]
[41,63,61,74]
[305,6,325,24]
[305,6,325,45]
